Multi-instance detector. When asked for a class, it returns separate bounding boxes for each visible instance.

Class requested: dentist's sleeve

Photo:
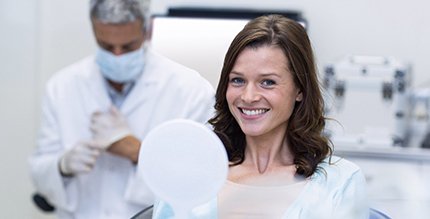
[28,88,78,212]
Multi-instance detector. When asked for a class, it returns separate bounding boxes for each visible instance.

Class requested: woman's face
[226,45,302,138]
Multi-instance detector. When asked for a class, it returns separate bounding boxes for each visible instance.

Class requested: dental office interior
[2,0,430,218]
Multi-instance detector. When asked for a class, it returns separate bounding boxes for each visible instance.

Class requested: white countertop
[333,145,430,162]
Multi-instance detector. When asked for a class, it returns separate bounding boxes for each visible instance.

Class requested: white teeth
[242,109,267,116]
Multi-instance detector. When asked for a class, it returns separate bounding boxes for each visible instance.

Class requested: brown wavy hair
[208,14,332,178]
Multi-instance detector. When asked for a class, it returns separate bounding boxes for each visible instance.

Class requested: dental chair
[34,192,155,218]
[32,193,55,212]
[129,206,391,219]
[130,205,153,219]
[369,208,391,219]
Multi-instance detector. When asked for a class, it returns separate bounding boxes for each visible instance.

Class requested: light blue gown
[152,156,369,219]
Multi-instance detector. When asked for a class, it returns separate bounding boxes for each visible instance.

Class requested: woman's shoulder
[311,155,363,186]
[289,156,368,219]
[319,155,361,173]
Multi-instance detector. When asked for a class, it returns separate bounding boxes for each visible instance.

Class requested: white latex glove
[90,106,132,149]
[59,141,101,176]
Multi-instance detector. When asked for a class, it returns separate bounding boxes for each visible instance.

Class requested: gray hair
[90,0,150,29]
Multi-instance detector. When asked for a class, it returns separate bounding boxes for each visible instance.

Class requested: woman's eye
[230,77,245,85]
[261,79,276,87]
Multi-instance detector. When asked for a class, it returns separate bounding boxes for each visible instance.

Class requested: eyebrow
[98,39,140,48]
[230,71,281,78]
[260,73,281,78]
[229,71,243,76]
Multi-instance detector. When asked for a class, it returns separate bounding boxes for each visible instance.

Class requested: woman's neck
[244,131,294,174]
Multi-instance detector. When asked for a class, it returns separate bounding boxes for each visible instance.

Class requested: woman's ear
[296,91,303,102]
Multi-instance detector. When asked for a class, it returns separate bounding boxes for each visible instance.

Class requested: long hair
[208,14,331,177]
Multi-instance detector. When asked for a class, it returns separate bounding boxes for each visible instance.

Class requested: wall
[1,0,429,218]
[152,0,430,88]
[0,0,38,218]
[0,0,93,218]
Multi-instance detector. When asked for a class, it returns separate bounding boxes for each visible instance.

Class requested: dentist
[29,0,214,218]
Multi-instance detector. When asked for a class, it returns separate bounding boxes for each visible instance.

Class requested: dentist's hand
[90,106,132,149]
[59,141,101,176]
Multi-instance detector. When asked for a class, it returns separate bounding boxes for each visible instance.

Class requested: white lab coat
[29,49,215,219]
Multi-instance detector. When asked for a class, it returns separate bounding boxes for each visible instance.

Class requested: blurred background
[1,0,430,218]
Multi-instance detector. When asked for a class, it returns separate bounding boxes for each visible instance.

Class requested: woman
[153,14,368,219]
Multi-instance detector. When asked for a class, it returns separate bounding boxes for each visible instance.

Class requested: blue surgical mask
[95,45,146,83]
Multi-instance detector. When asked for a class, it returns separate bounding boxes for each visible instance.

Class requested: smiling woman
[212,14,369,219]
[152,14,369,219]
[211,14,328,178]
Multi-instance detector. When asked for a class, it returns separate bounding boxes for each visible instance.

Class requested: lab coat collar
[75,60,107,116]
[80,49,160,116]
[120,48,159,115]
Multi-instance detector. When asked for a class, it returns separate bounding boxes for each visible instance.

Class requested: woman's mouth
[239,108,270,116]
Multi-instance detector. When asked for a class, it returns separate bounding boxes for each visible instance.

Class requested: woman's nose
[241,84,261,103]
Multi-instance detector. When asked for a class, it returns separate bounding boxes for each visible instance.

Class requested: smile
[239,108,270,116]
